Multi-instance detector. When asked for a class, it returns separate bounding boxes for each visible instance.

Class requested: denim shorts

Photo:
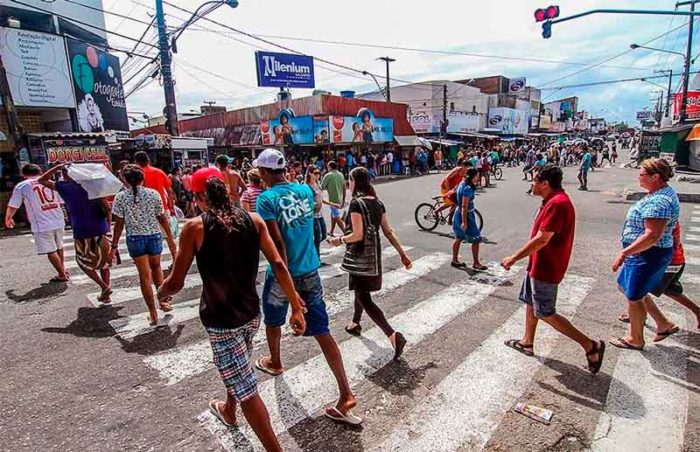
[261,270,330,337]
[330,206,343,219]
[519,274,558,318]
[126,233,163,258]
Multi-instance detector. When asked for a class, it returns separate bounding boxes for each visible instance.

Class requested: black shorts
[651,264,684,297]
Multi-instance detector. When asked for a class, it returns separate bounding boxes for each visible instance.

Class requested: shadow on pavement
[42,305,123,338]
[115,324,185,355]
[539,357,640,415]
[5,281,68,303]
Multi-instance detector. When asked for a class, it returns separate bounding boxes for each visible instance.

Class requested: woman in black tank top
[157,170,306,449]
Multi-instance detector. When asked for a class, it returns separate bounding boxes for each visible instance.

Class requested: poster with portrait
[66,38,129,132]
[260,109,313,145]
[313,116,329,144]
[329,108,394,144]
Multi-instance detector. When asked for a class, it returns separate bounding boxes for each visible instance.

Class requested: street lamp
[362,71,387,100]
[156,0,239,136]
[629,43,686,58]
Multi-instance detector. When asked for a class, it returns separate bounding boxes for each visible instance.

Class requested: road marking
[691,216,700,223]
[374,274,594,452]
[590,313,689,451]
[145,248,431,386]
[72,258,174,285]
[88,246,409,308]
[686,256,700,266]
[197,261,519,451]
[65,247,173,270]
[690,226,700,233]
[63,243,128,258]
[685,274,700,285]
[684,243,700,253]
[685,234,700,242]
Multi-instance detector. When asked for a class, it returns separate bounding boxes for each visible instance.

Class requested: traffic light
[534,5,559,22]
[542,21,552,39]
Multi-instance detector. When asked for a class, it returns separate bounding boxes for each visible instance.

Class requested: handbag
[341,198,380,276]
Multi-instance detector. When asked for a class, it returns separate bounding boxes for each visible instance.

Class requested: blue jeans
[313,217,327,257]
[126,233,163,258]
[261,270,330,336]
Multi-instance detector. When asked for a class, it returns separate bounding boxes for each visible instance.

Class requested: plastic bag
[174,206,185,221]
[67,163,123,200]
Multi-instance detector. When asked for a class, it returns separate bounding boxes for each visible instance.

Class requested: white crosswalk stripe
[687,256,700,266]
[197,262,521,451]
[690,226,700,233]
[591,312,690,451]
[685,243,700,253]
[106,247,414,336]
[685,234,700,242]
[66,247,172,271]
[374,275,594,452]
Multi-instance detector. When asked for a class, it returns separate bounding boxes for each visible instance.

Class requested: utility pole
[155,0,179,136]
[0,55,27,165]
[680,1,695,123]
[377,57,395,102]
[666,69,673,118]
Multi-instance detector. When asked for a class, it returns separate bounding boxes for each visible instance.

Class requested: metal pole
[0,55,27,165]
[681,2,694,123]
[378,57,395,102]
[666,69,673,118]
[156,0,179,136]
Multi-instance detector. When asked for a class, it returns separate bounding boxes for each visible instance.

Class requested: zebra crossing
[55,214,700,452]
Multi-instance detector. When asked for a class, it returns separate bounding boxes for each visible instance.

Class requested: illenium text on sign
[261,55,312,78]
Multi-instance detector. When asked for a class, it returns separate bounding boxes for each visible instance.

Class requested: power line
[63,0,153,27]
[540,70,700,91]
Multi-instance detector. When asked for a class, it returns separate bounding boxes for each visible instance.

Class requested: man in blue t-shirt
[38,163,113,302]
[254,148,361,425]
[578,148,592,191]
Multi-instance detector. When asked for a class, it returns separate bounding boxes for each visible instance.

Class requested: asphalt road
[1,162,698,451]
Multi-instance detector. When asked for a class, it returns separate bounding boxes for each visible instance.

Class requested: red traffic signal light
[534,5,559,22]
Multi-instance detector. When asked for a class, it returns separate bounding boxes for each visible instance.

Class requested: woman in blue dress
[451,168,487,271]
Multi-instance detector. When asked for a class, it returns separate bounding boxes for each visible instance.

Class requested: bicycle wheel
[494,167,503,180]
[415,203,439,231]
[474,209,484,232]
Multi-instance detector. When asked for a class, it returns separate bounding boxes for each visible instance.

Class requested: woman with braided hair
[158,168,306,449]
[110,164,177,325]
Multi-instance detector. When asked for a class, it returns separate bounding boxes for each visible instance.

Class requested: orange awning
[685,124,700,141]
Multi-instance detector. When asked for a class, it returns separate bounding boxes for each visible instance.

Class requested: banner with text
[673,91,700,120]
[67,38,128,132]
[255,51,315,89]
[260,109,314,145]
[487,108,529,134]
[0,28,75,108]
[329,108,394,143]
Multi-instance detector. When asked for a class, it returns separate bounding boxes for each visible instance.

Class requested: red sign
[46,146,109,164]
[673,91,700,120]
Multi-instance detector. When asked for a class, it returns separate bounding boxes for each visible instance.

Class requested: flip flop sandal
[392,332,407,361]
[255,357,283,376]
[208,400,236,428]
[146,315,159,326]
[345,324,362,337]
[472,264,489,272]
[586,340,606,375]
[49,276,69,283]
[653,325,680,343]
[610,337,644,351]
[97,288,113,303]
[159,297,174,312]
[324,407,363,426]
[617,313,630,323]
[451,262,467,268]
[504,339,534,357]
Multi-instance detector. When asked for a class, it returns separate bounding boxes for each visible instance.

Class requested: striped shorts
[75,235,111,272]
[207,316,261,403]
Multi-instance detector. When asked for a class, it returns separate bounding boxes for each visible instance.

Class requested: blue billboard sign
[330,108,394,143]
[255,51,315,89]
[260,109,314,145]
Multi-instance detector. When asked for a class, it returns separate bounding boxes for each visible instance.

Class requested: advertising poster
[409,110,480,134]
[255,51,315,89]
[673,91,700,120]
[46,145,109,164]
[260,109,313,145]
[0,28,75,108]
[508,77,527,95]
[488,108,529,135]
[313,116,330,144]
[66,38,128,132]
[329,108,394,143]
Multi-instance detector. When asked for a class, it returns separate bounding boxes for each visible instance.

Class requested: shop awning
[686,124,700,141]
[427,138,463,146]
[449,132,500,140]
[394,135,422,147]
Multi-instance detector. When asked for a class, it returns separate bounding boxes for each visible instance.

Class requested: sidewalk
[624,171,700,202]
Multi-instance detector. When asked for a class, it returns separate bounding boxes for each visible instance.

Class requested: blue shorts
[617,245,672,301]
[519,274,558,318]
[126,233,163,258]
[330,206,343,219]
[262,270,330,337]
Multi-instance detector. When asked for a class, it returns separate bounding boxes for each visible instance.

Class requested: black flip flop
[345,324,362,337]
[504,339,534,357]
[586,340,606,375]
[653,325,680,343]
[393,332,407,361]
[610,337,644,351]
[451,261,467,269]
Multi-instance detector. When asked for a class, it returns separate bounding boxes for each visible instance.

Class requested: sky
[97,0,699,128]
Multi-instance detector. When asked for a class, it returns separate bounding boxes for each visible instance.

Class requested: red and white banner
[673,91,700,120]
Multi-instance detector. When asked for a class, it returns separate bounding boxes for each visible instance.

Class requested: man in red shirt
[135,151,176,215]
[501,165,605,374]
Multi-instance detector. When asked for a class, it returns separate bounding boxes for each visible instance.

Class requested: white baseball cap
[253,148,286,170]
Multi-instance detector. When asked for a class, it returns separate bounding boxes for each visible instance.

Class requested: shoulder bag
[341,198,380,276]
